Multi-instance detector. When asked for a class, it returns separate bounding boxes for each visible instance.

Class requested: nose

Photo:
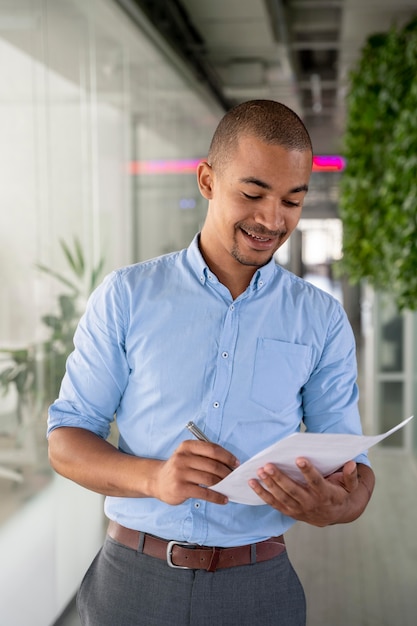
[253,201,286,233]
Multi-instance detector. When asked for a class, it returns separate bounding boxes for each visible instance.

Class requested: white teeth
[248,232,269,241]
[241,227,271,241]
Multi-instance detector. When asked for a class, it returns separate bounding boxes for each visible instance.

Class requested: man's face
[198,135,312,272]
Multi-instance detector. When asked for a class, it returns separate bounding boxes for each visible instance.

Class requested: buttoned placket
[188,269,266,543]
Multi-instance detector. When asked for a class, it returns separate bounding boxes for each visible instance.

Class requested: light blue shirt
[48,235,369,547]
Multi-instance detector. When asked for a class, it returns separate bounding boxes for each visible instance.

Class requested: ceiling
[120,0,417,155]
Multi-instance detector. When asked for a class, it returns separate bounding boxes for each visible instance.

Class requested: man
[48,100,375,625]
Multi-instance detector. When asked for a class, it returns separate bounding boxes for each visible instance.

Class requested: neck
[199,247,257,300]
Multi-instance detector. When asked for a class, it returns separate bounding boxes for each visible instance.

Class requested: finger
[253,465,304,509]
[186,463,232,487]
[186,449,240,481]
[258,463,309,502]
[159,462,230,505]
[193,484,229,505]
[295,458,327,491]
[168,477,229,505]
[183,440,240,471]
[176,451,239,491]
[248,478,282,507]
[248,476,301,513]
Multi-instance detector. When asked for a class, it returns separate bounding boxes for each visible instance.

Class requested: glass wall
[376,293,404,447]
[413,313,417,458]
[0,0,222,523]
[371,292,415,449]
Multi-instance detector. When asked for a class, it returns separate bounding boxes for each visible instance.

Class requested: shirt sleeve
[302,301,371,467]
[47,271,130,440]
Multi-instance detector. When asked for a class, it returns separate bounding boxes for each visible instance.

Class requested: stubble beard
[231,224,286,267]
[230,245,270,267]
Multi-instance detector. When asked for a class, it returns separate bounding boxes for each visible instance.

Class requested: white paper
[211,415,413,506]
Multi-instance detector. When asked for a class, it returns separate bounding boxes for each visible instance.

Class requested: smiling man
[47,100,374,626]
[198,130,311,298]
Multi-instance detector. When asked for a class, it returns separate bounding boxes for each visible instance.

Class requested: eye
[243,192,262,200]
[283,199,300,208]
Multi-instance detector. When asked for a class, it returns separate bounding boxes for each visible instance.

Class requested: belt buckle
[166,540,195,569]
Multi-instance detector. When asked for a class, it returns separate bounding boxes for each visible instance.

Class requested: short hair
[208,100,312,168]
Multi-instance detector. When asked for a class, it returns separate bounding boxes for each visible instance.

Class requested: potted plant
[0,237,105,419]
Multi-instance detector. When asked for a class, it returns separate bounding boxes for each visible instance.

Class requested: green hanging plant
[339,16,417,310]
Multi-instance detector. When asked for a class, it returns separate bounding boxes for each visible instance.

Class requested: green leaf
[36,263,80,293]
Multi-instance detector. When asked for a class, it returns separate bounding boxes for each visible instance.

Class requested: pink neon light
[128,155,346,175]
[128,159,202,175]
[312,155,346,171]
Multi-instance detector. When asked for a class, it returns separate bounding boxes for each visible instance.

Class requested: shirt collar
[187,234,210,286]
[186,233,276,292]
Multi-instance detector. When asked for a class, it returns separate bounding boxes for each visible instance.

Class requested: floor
[286,448,417,626]
[53,448,417,626]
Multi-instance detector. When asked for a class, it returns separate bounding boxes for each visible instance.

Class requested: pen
[186,421,212,443]
[186,421,238,472]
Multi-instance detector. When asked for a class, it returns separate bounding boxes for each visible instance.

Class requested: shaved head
[208,100,312,169]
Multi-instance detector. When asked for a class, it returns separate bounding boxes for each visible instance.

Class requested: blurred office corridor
[287,449,417,626]
[54,449,417,626]
[1,2,416,625]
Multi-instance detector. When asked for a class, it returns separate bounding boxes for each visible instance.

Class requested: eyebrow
[239,176,309,194]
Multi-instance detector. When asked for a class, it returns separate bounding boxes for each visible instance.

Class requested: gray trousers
[77,535,306,626]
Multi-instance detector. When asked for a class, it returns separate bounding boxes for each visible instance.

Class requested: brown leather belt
[108,521,286,572]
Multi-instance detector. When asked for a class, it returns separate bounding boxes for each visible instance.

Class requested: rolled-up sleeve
[302,303,371,467]
[47,271,130,440]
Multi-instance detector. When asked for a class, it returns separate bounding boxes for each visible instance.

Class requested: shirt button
[230,304,235,311]
[194,502,200,509]
[213,401,220,408]
[259,280,264,287]
[222,351,228,358]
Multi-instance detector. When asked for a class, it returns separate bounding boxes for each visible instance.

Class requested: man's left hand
[248,459,374,526]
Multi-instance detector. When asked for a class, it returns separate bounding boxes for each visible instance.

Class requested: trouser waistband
[107,521,286,572]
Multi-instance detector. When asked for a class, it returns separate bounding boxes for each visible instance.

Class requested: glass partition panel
[372,293,407,447]
[413,312,417,458]
[0,0,222,524]
[131,58,221,261]
[378,381,404,447]
[376,293,404,373]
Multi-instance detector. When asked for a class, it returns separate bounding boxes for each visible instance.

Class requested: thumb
[343,461,358,492]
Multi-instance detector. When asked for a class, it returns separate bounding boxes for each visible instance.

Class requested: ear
[197,161,214,199]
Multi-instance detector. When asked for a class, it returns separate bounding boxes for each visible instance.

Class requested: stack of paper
[211,416,413,505]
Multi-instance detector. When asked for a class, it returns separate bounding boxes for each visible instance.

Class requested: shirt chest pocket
[250,338,312,414]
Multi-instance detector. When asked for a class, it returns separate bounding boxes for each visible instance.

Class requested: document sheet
[211,415,413,505]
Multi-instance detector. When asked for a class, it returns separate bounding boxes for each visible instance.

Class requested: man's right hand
[48,427,238,506]
[152,440,240,505]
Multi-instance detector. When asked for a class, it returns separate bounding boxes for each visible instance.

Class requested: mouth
[242,229,272,242]
[239,226,281,250]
